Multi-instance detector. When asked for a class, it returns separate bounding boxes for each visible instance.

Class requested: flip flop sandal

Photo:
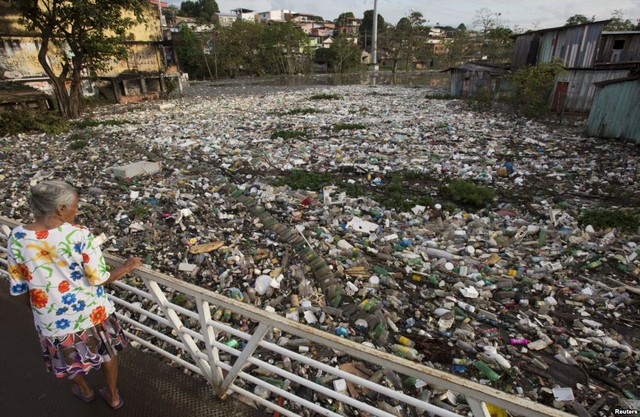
[99,387,124,410]
[71,384,95,403]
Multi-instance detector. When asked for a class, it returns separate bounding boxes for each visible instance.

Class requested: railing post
[467,397,491,417]
[196,298,224,386]
[218,322,271,399]
[143,279,214,384]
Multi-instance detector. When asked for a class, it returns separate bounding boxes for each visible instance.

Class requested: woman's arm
[103,257,142,285]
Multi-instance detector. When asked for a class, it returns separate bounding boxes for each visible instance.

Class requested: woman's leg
[70,373,94,398]
[101,357,120,406]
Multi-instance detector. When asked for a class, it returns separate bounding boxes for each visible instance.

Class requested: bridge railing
[1,216,573,417]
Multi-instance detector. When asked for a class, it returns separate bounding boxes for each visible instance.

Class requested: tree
[14,0,144,119]
[446,26,471,66]
[335,12,355,28]
[379,12,428,73]
[485,27,514,63]
[565,14,594,26]
[360,9,386,51]
[605,10,639,31]
[175,25,212,79]
[326,36,361,73]
[179,0,219,23]
[259,22,310,76]
[473,8,506,59]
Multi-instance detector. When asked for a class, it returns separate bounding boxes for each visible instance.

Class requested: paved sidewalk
[0,282,261,417]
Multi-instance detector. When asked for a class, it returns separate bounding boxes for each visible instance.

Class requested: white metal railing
[1,216,575,417]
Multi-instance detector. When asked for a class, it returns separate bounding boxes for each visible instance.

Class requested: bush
[439,179,496,208]
[309,93,342,100]
[270,129,306,140]
[580,208,639,232]
[333,123,366,131]
[0,109,69,136]
[508,60,566,118]
[282,108,321,116]
[74,119,130,128]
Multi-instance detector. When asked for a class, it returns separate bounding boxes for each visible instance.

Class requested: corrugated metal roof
[593,74,640,86]
[602,31,640,35]
[513,20,611,37]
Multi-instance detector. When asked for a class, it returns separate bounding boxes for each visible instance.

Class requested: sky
[166,0,640,31]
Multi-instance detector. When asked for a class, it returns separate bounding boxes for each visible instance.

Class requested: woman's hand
[123,257,142,273]
[105,257,142,284]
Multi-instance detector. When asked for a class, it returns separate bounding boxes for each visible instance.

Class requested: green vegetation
[272,171,334,191]
[69,140,88,150]
[132,203,150,218]
[580,208,639,232]
[309,93,342,100]
[270,129,306,140]
[14,0,145,119]
[74,119,131,128]
[281,108,321,116]
[439,179,496,208]
[508,60,566,118]
[377,174,434,212]
[333,123,366,131]
[425,93,455,100]
[0,110,69,136]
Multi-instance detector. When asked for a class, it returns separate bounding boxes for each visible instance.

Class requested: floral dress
[8,223,128,378]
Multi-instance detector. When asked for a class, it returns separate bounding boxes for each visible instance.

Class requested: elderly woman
[7,180,141,409]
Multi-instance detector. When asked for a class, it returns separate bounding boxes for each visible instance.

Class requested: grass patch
[74,118,131,128]
[271,129,306,140]
[425,93,455,100]
[0,109,69,136]
[439,179,496,209]
[69,140,88,150]
[309,93,342,100]
[272,171,334,191]
[333,123,366,131]
[282,108,321,116]
[580,208,639,232]
[132,203,150,218]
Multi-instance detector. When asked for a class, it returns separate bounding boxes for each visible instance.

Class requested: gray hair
[29,181,78,218]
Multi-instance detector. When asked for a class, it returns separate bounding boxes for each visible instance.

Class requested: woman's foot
[99,387,124,409]
[71,384,95,403]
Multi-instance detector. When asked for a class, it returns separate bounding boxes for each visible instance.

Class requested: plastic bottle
[473,360,501,381]
[396,335,415,347]
[390,344,419,360]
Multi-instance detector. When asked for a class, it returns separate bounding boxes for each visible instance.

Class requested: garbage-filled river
[1,80,638,416]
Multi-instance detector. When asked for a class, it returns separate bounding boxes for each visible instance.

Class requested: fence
[0,216,574,417]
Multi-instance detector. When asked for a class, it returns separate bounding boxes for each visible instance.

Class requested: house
[337,17,361,37]
[257,10,292,23]
[231,8,257,22]
[0,1,183,105]
[511,21,639,113]
[595,31,640,66]
[587,74,640,143]
[214,13,236,27]
[444,63,510,97]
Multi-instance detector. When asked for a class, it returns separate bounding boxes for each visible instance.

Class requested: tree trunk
[37,29,72,119]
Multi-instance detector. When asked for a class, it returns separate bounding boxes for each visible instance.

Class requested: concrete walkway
[0,281,262,417]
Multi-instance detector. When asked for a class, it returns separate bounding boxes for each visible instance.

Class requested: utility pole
[371,0,379,72]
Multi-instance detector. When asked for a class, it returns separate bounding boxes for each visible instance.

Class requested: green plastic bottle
[474,360,501,381]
